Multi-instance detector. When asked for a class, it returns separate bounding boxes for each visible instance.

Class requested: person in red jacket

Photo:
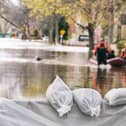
[120,48,126,60]
[93,39,109,65]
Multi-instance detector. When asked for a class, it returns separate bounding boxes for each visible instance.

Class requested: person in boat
[120,47,126,60]
[94,39,109,65]
[107,50,115,59]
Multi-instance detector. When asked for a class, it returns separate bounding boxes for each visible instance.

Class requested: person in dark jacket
[94,40,109,65]
[107,50,115,59]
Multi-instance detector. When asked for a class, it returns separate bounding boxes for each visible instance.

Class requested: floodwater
[0,40,126,99]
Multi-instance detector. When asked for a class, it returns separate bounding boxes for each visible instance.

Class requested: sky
[10,0,20,6]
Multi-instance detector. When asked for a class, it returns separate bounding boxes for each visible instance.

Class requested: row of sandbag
[46,75,126,117]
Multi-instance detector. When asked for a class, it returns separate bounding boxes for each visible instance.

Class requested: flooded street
[0,41,125,99]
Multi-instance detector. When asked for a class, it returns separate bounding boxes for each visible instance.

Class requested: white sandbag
[46,75,73,117]
[73,88,102,117]
[104,88,126,106]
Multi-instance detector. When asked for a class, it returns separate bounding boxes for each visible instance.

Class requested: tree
[107,0,126,43]
[69,0,109,57]
[114,0,126,41]
[23,0,126,49]
[0,0,18,32]
[0,0,31,35]
[23,0,73,43]
[68,0,126,56]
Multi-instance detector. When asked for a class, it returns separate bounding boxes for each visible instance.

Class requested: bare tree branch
[0,14,18,28]
[71,17,88,29]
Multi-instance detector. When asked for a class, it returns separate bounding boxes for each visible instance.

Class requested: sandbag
[104,88,126,106]
[73,88,102,117]
[46,75,73,117]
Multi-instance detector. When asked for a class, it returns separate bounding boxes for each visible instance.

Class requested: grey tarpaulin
[0,98,126,126]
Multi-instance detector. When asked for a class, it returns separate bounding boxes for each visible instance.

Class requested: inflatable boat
[90,57,126,67]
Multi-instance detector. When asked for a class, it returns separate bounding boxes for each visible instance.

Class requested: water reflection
[92,68,108,96]
[91,67,126,96]
[110,67,126,87]
[0,46,125,99]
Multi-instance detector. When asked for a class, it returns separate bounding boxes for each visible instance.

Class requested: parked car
[78,35,89,41]
[42,36,49,41]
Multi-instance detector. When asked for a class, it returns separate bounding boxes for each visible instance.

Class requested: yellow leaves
[67,17,74,25]
[23,0,107,26]
[56,5,72,16]
[80,0,85,4]
[23,0,74,19]
[47,0,54,2]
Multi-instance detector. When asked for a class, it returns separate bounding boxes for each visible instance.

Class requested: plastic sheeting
[0,98,126,126]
